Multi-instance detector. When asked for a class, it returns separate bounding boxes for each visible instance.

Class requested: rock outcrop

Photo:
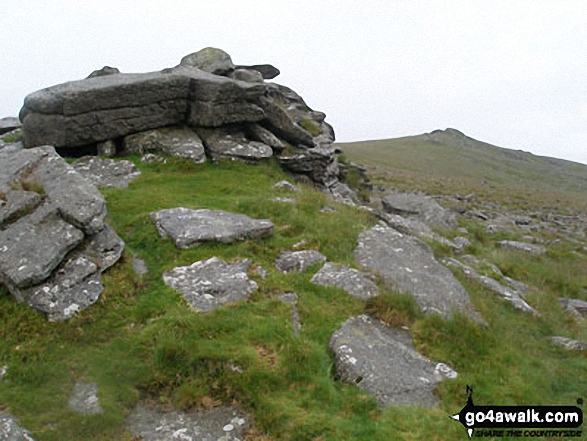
[0,146,124,320]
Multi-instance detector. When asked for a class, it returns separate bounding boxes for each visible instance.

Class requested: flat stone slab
[163,257,257,312]
[127,404,249,441]
[381,192,456,229]
[0,116,21,135]
[71,156,141,188]
[150,208,273,249]
[0,410,35,440]
[354,224,483,323]
[68,381,103,414]
[310,262,379,300]
[275,250,326,273]
[330,315,457,407]
[551,336,587,351]
[444,258,539,316]
[498,240,546,255]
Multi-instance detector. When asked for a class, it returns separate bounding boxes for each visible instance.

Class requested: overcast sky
[2,0,586,165]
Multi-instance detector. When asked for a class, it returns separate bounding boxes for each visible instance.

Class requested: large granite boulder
[0,146,124,320]
[330,315,457,407]
[163,257,257,312]
[123,126,206,163]
[71,156,141,188]
[354,224,484,323]
[310,262,379,300]
[150,208,273,249]
[382,193,457,229]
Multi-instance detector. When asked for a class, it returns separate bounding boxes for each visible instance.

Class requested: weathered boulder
[68,382,103,414]
[354,224,484,323]
[72,156,141,188]
[551,336,587,351]
[197,125,273,162]
[87,66,120,78]
[127,403,249,441]
[278,146,340,187]
[0,116,21,135]
[180,47,235,76]
[382,193,457,229]
[150,208,273,249]
[235,63,280,79]
[123,126,206,163]
[0,410,35,440]
[310,262,379,300]
[275,250,326,273]
[0,147,124,320]
[330,315,457,407]
[229,68,264,83]
[163,257,257,312]
[498,240,547,255]
[246,123,285,152]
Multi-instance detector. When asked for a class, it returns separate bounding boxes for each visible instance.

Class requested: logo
[451,386,583,438]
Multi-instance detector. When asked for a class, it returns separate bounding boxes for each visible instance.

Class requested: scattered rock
[132,257,148,276]
[163,257,257,312]
[381,192,457,229]
[0,117,21,135]
[68,381,103,414]
[320,206,337,213]
[310,262,379,300]
[87,66,120,78]
[127,403,249,441]
[124,126,206,163]
[559,298,587,320]
[452,236,471,252]
[273,180,299,192]
[71,156,141,188]
[551,336,587,351]
[444,258,539,316]
[150,208,273,249]
[141,153,166,163]
[330,315,457,407]
[0,410,35,440]
[275,250,326,273]
[255,265,267,279]
[354,224,484,323]
[271,197,296,204]
[498,240,547,255]
[278,292,301,336]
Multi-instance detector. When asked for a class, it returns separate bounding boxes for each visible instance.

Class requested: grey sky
[2,0,586,164]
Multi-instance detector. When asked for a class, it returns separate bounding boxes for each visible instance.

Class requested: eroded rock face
[0,146,124,320]
[310,262,379,300]
[163,257,257,312]
[127,404,249,441]
[382,192,457,229]
[275,250,326,273]
[354,224,484,323]
[150,208,273,249]
[330,315,457,407]
[71,156,141,188]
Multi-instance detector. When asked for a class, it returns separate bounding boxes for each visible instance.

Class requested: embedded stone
[310,262,379,300]
[275,250,326,273]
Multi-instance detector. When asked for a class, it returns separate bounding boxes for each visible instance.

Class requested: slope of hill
[339,129,587,211]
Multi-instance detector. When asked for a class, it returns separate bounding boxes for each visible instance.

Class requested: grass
[0,156,585,440]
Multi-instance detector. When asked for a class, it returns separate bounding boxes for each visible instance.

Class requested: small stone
[272,197,296,204]
[498,240,546,255]
[275,250,326,273]
[310,262,379,300]
[132,257,148,276]
[141,153,167,164]
[551,336,587,351]
[68,382,103,414]
[273,180,299,192]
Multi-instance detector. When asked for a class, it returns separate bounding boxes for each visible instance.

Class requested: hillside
[339,129,587,212]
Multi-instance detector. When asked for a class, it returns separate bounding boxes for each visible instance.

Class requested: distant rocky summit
[18,47,352,198]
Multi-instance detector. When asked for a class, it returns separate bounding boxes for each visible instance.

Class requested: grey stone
[498,240,547,255]
[235,63,280,79]
[132,257,148,276]
[96,139,116,157]
[271,197,296,204]
[551,336,587,351]
[255,265,267,279]
[443,258,539,316]
[246,123,285,152]
[381,193,457,229]
[278,146,340,187]
[273,180,299,192]
[0,117,21,135]
[320,206,337,213]
[0,190,41,227]
[453,236,471,251]
[310,262,379,300]
[278,292,301,337]
[71,156,141,188]
[68,382,103,414]
[123,126,206,163]
[163,257,257,312]
[140,153,166,164]
[76,224,125,271]
[197,126,273,163]
[559,298,587,320]
[328,181,359,206]
[87,66,120,78]
[180,47,235,76]
[0,410,35,440]
[354,224,484,323]
[275,250,326,273]
[230,68,264,83]
[330,315,457,407]
[127,403,249,441]
[150,208,273,249]
[0,142,23,154]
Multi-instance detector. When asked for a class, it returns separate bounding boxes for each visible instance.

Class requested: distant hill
[338,129,587,211]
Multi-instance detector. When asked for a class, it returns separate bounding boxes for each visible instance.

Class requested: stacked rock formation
[19,47,351,197]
